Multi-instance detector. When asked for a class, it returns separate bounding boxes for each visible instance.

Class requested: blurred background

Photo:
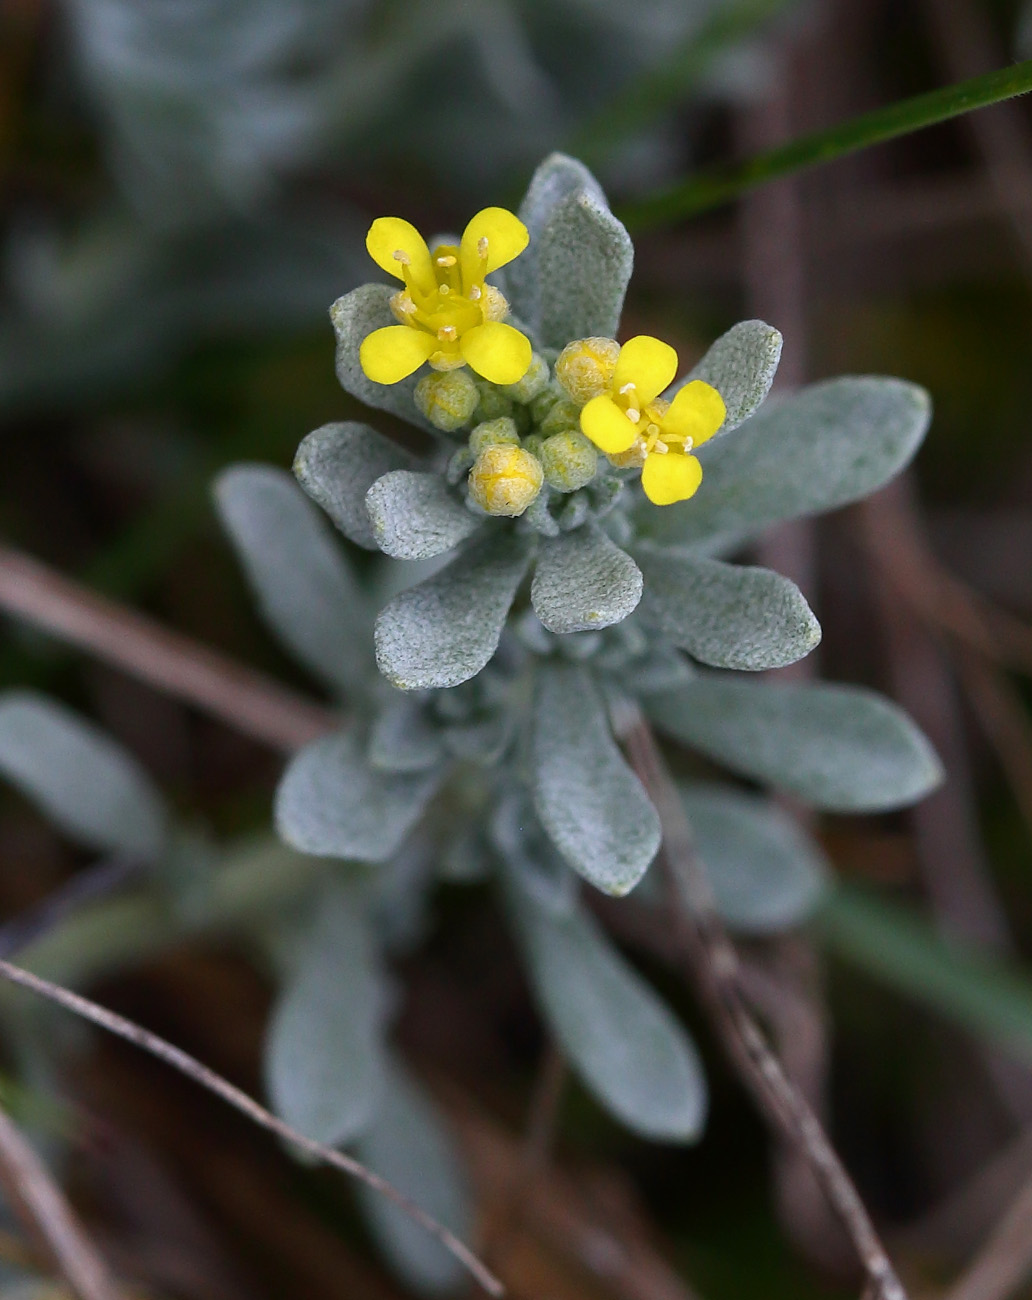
[2,0,1032,1297]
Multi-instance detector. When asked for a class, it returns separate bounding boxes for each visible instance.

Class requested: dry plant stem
[0,959,503,1297]
[623,715,907,1300]
[0,543,337,753]
[0,1104,122,1300]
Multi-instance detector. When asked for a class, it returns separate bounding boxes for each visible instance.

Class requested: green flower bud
[473,379,516,423]
[501,352,550,404]
[469,417,520,455]
[414,369,478,432]
[529,386,562,426]
[468,445,543,517]
[555,337,621,404]
[540,429,598,493]
[539,398,582,438]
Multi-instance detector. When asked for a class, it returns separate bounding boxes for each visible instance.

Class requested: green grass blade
[620,60,1032,230]
[570,0,793,166]
[818,884,1032,1062]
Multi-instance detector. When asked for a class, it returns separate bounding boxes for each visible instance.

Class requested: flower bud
[555,337,621,404]
[539,398,582,438]
[541,429,598,492]
[501,352,550,404]
[469,417,520,455]
[468,445,543,517]
[414,370,479,431]
[473,379,516,423]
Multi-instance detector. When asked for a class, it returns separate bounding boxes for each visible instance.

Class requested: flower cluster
[357,208,726,510]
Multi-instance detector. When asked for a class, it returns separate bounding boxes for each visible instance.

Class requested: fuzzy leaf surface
[636,547,820,670]
[374,533,532,690]
[294,421,418,551]
[265,887,386,1146]
[644,377,931,547]
[366,471,480,560]
[355,1057,472,1295]
[0,692,166,858]
[275,730,440,860]
[681,782,828,932]
[532,525,642,634]
[651,678,943,812]
[330,284,433,429]
[215,465,368,694]
[676,318,783,433]
[533,663,659,895]
[510,886,707,1142]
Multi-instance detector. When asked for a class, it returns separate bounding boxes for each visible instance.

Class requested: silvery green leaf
[491,792,578,918]
[510,154,632,349]
[330,284,433,430]
[265,886,386,1147]
[374,533,533,690]
[214,465,368,695]
[636,547,820,671]
[366,470,481,560]
[0,692,166,858]
[623,647,696,695]
[676,319,783,434]
[643,377,932,547]
[651,679,943,812]
[295,421,418,551]
[355,1057,472,1295]
[442,715,513,765]
[532,663,660,896]
[508,887,706,1142]
[275,730,441,860]
[368,696,445,773]
[532,524,642,635]
[680,783,828,933]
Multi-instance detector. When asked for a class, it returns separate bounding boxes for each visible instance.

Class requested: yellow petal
[613,336,678,406]
[662,380,726,447]
[459,321,532,385]
[460,207,529,287]
[366,218,435,296]
[580,395,639,455]
[360,326,437,384]
[641,451,703,505]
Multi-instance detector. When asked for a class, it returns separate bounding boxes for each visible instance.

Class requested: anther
[653,441,669,453]
[440,284,451,295]
[625,408,640,423]
[436,254,457,267]
[477,236,488,259]
[393,250,411,265]
[437,325,458,342]
[469,285,482,300]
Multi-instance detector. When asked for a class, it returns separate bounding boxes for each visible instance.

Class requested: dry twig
[622,714,907,1300]
[0,958,503,1297]
[0,1103,122,1300]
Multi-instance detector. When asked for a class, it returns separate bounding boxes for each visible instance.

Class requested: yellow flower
[360,208,532,387]
[579,336,726,506]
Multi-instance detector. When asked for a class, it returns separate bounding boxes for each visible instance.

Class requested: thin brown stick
[0,1103,121,1300]
[622,714,907,1300]
[0,959,503,1297]
[0,544,337,753]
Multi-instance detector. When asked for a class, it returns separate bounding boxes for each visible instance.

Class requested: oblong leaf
[354,1057,473,1295]
[680,782,828,932]
[265,886,386,1146]
[294,421,418,551]
[215,464,368,694]
[509,886,707,1142]
[532,663,660,896]
[374,533,532,690]
[0,692,166,858]
[275,731,441,860]
[650,678,943,812]
[330,284,434,429]
[636,547,820,670]
[366,470,480,560]
[644,377,932,547]
[532,525,642,634]
[368,696,445,773]
[677,318,783,434]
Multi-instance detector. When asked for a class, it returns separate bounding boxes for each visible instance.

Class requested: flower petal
[460,321,532,385]
[580,395,639,455]
[662,380,727,447]
[360,326,437,384]
[641,451,703,505]
[366,218,435,296]
[613,336,678,406]
[460,207,529,286]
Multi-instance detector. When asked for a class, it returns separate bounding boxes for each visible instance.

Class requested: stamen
[625,408,641,423]
[683,437,694,452]
[439,284,451,295]
[393,250,411,265]
[653,440,669,453]
[436,254,457,267]
[437,325,458,342]
[469,284,482,300]
[618,383,636,396]
[477,236,488,259]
